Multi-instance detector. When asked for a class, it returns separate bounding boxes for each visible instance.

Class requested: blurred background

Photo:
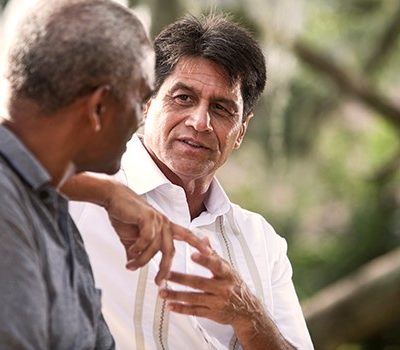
[1,0,399,349]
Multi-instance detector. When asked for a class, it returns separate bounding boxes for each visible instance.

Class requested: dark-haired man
[0,1,209,348]
[70,14,314,349]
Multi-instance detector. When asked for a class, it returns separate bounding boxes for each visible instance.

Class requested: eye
[174,94,193,105]
[211,103,234,118]
[215,103,227,112]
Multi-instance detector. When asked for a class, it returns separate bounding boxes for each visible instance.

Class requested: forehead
[163,56,242,100]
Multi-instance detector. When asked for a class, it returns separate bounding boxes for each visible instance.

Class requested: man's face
[82,50,154,174]
[143,56,251,183]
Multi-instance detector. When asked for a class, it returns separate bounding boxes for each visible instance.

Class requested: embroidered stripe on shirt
[230,222,265,304]
[153,285,170,350]
[217,216,240,350]
[134,264,149,349]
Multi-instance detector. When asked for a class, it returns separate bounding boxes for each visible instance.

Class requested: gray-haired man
[0,1,208,348]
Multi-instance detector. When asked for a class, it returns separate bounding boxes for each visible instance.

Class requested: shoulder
[0,162,28,212]
[230,203,283,239]
[229,203,288,254]
[0,161,37,243]
[0,161,17,190]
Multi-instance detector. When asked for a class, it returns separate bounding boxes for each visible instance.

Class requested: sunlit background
[1,0,399,349]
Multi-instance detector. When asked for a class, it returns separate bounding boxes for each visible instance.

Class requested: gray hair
[7,0,151,112]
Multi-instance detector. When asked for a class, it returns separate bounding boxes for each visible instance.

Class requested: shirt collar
[203,177,231,216]
[121,134,170,195]
[0,124,51,190]
[121,134,231,217]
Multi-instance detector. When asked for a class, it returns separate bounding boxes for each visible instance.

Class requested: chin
[172,160,214,177]
[101,161,121,175]
[79,159,121,175]
[172,168,212,182]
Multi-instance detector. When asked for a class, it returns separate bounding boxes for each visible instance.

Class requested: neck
[5,100,79,188]
[143,142,212,220]
[180,178,210,220]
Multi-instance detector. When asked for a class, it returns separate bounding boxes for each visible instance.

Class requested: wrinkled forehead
[163,56,242,98]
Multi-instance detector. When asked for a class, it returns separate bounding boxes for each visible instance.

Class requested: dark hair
[7,0,152,112]
[154,13,267,119]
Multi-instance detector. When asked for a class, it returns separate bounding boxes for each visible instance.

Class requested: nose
[185,104,213,132]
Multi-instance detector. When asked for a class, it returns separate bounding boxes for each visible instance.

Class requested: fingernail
[159,279,167,289]
[159,289,167,298]
[126,261,138,271]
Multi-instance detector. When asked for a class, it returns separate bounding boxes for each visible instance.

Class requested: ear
[86,85,111,132]
[234,113,253,149]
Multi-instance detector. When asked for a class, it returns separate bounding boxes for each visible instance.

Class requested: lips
[179,138,210,150]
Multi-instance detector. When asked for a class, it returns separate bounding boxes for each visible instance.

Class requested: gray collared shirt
[0,125,114,349]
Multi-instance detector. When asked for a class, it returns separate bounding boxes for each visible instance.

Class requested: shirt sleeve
[0,194,48,349]
[270,234,314,349]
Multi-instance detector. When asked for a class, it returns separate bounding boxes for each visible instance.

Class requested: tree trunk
[293,40,400,130]
[303,248,400,349]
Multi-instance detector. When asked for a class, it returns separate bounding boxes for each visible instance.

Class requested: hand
[159,251,264,328]
[159,252,295,349]
[104,181,211,285]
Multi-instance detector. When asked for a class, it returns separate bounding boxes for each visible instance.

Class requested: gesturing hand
[158,251,296,349]
[159,251,264,328]
[104,181,211,285]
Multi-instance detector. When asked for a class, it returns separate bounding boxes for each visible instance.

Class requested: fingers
[172,225,212,255]
[159,288,217,305]
[166,303,211,318]
[126,217,177,285]
[155,224,210,284]
[120,238,137,260]
[125,212,165,254]
[155,225,175,285]
[159,286,215,317]
[110,217,140,241]
[159,289,219,309]
[167,271,224,294]
[126,234,160,270]
[120,205,167,255]
[127,216,158,254]
[191,252,231,278]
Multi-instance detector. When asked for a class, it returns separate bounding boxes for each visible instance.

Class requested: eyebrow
[169,82,240,112]
[169,82,199,95]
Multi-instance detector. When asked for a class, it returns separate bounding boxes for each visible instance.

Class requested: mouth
[179,138,210,150]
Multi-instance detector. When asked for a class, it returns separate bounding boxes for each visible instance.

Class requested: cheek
[144,104,162,131]
[146,109,179,138]
[216,124,242,150]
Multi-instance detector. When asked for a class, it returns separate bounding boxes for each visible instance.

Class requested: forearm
[234,309,296,350]
[61,173,114,208]
[231,288,296,350]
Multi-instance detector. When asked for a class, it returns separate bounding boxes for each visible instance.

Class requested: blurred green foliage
[0,0,8,10]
